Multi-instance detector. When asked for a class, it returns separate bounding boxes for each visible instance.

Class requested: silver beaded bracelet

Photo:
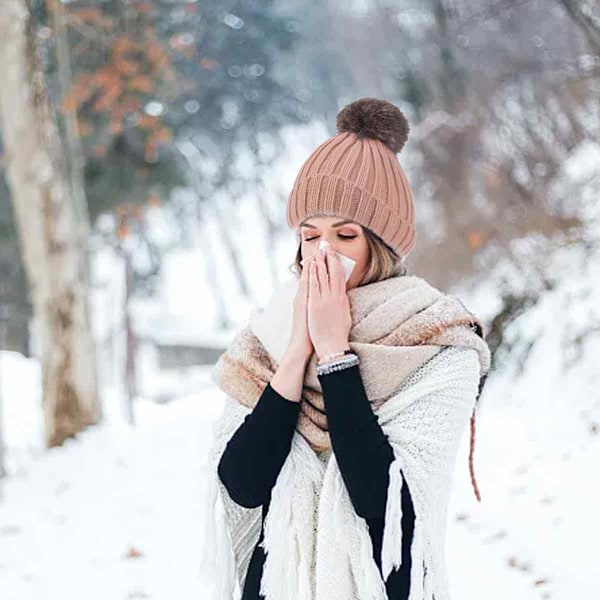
[316,352,360,376]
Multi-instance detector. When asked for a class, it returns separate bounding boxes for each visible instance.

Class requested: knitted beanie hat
[286,97,417,256]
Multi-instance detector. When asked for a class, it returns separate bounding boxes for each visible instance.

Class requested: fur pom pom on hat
[286,97,417,256]
[336,97,410,154]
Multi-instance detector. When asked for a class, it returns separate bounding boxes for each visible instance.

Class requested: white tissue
[300,240,356,282]
[249,241,356,358]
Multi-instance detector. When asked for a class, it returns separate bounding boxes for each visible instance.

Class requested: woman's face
[299,215,369,289]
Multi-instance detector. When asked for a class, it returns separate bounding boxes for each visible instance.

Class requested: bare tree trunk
[50,0,89,226]
[51,0,101,422]
[0,307,6,482]
[247,136,282,288]
[254,191,281,287]
[124,251,137,425]
[213,198,255,301]
[176,141,232,330]
[198,209,230,331]
[0,0,100,447]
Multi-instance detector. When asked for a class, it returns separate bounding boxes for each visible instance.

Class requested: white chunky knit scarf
[200,274,491,600]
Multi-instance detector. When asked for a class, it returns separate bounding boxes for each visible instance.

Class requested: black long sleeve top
[217,362,415,599]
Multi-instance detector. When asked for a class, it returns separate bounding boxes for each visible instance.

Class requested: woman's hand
[287,255,314,362]
[307,246,352,360]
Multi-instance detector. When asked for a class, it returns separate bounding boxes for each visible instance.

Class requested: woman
[201,98,491,600]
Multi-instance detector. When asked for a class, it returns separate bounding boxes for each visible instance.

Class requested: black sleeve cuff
[241,382,301,450]
[318,363,379,434]
[257,382,301,421]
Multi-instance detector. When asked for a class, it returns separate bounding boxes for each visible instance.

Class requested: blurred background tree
[0,0,598,442]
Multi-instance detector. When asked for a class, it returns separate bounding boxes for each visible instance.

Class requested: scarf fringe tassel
[204,451,437,600]
[199,468,242,600]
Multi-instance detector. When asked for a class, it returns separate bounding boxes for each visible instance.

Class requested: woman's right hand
[287,255,314,362]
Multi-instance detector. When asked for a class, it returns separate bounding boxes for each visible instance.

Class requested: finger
[299,262,310,301]
[300,259,309,285]
[315,248,329,295]
[309,259,320,298]
[303,255,315,280]
[302,254,317,276]
[325,247,344,295]
[304,256,314,299]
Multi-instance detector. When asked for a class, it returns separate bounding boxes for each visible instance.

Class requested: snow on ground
[2,223,599,599]
[446,196,600,599]
[0,366,222,600]
[1,141,598,598]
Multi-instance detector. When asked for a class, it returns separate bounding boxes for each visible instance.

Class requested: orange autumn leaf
[132,205,144,218]
[125,545,143,559]
[61,73,95,112]
[94,65,121,93]
[92,80,122,112]
[467,230,485,250]
[147,194,161,207]
[137,114,159,130]
[55,8,176,144]
[112,35,137,55]
[128,75,153,93]
[116,222,130,239]
[153,127,173,143]
[120,96,141,112]
[61,93,80,113]
[145,40,170,70]
[93,87,121,112]
[115,59,139,77]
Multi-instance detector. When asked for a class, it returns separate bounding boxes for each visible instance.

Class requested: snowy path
[448,403,600,600]
[1,377,597,599]
[0,386,221,600]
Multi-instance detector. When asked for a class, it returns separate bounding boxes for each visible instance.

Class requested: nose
[319,238,339,254]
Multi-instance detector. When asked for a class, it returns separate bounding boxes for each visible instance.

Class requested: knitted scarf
[201,273,492,600]
[213,273,490,458]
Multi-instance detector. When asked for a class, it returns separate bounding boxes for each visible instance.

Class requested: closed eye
[303,234,356,241]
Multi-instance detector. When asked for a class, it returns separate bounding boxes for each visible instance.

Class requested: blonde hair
[289,220,408,285]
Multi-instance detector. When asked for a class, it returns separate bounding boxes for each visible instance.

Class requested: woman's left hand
[307,246,352,359]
